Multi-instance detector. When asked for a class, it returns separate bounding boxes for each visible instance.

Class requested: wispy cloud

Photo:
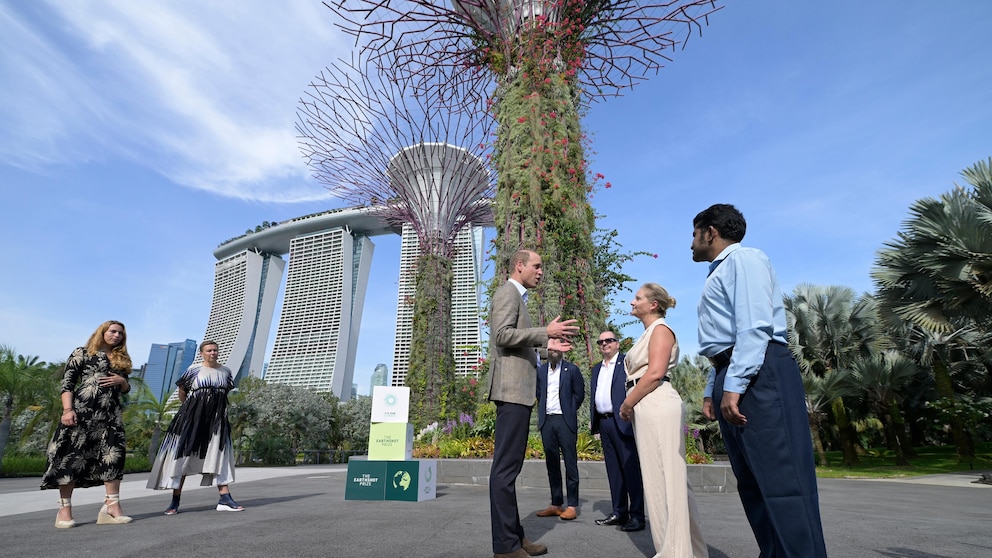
[0,0,348,202]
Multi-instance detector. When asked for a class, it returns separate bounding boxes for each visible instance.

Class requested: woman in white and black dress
[146,340,244,514]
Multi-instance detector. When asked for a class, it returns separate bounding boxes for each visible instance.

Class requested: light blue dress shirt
[697,243,789,397]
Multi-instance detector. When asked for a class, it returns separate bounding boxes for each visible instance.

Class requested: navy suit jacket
[536,359,585,433]
[590,353,635,438]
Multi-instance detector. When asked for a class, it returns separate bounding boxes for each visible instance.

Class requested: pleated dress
[146,364,236,489]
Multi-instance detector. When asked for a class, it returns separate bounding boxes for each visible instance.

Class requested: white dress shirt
[594,355,617,414]
[546,360,563,415]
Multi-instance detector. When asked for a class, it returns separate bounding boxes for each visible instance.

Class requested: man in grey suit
[535,348,585,521]
[488,249,578,558]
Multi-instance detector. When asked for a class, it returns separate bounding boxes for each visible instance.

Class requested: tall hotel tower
[202,207,397,398]
[263,229,374,394]
[390,224,485,387]
[200,250,285,384]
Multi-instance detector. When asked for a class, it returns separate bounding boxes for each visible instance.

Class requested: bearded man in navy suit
[535,348,585,521]
[590,330,645,532]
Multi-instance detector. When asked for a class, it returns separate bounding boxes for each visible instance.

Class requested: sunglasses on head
[596,338,618,346]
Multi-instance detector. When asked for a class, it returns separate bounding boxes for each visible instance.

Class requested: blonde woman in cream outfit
[619,283,708,558]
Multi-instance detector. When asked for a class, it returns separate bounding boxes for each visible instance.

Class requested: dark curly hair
[693,204,746,242]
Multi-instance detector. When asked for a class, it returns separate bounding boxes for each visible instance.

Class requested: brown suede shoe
[535,505,562,517]
[521,537,548,556]
[493,549,530,558]
[559,506,577,520]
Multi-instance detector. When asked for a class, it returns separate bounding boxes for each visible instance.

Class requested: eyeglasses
[596,338,618,346]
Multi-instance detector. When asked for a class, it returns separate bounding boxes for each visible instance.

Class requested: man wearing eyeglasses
[589,331,645,532]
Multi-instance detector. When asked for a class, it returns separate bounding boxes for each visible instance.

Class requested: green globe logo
[384,394,397,406]
[392,470,412,490]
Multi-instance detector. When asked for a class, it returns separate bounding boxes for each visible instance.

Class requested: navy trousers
[490,402,532,554]
[598,416,645,521]
[540,414,580,507]
[713,342,827,558]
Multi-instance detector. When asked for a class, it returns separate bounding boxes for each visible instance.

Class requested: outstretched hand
[546,315,579,339]
[548,338,573,352]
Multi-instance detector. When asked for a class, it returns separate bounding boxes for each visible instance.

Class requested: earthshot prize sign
[345,386,437,501]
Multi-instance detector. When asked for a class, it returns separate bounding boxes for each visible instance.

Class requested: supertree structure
[323,0,721,370]
[296,52,494,429]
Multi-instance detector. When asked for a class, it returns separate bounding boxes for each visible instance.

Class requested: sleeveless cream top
[624,317,679,383]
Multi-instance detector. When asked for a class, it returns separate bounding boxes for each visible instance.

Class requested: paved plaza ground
[1,464,989,557]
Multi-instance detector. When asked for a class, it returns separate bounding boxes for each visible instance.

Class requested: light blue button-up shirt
[697,243,789,397]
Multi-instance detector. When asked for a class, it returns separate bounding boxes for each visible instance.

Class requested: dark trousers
[713,342,827,558]
[490,402,532,554]
[540,414,579,507]
[598,416,644,521]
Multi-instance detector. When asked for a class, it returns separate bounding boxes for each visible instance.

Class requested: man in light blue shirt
[692,204,826,558]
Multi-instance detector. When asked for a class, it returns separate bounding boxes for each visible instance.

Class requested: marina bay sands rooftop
[214,205,402,260]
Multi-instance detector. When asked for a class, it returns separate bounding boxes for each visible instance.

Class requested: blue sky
[2,1,991,396]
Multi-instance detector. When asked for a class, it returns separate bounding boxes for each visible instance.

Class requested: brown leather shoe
[521,537,548,556]
[559,506,577,520]
[535,505,562,517]
[493,549,530,558]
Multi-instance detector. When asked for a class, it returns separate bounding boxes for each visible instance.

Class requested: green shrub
[1,454,47,476]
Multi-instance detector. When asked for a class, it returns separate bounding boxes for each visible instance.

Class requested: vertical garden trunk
[491,43,605,371]
[406,252,456,430]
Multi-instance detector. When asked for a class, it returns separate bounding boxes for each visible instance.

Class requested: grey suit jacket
[487,280,550,406]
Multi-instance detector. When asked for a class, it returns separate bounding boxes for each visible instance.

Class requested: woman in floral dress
[146,340,244,514]
[41,320,134,528]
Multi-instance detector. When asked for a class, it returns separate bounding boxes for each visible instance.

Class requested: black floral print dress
[40,347,128,489]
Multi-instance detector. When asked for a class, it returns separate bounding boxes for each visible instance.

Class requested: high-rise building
[263,229,374,395]
[199,250,285,385]
[200,207,397,399]
[197,204,487,401]
[390,224,485,387]
[370,363,389,395]
[143,339,197,402]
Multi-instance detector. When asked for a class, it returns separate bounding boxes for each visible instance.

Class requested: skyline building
[199,207,396,399]
[263,228,374,395]
[198,250,285,385]
[370,363,389,395]
[196,205,487,400]
[142,339,197,402]
[390,223,485,388]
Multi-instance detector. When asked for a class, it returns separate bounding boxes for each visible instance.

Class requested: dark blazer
[590,353,634,437]
[487,280,549,406]
[536,358,585,433]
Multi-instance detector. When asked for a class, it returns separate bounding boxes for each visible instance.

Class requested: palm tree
[850,352,922,465]
[784,284,886,465]
[802,367,860,466]
[123,378,180,461]
[873,157,992,462]
[0,346,47,471]
[18,361,64,451]
[887,321,989,462]
[671,355,720,456]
